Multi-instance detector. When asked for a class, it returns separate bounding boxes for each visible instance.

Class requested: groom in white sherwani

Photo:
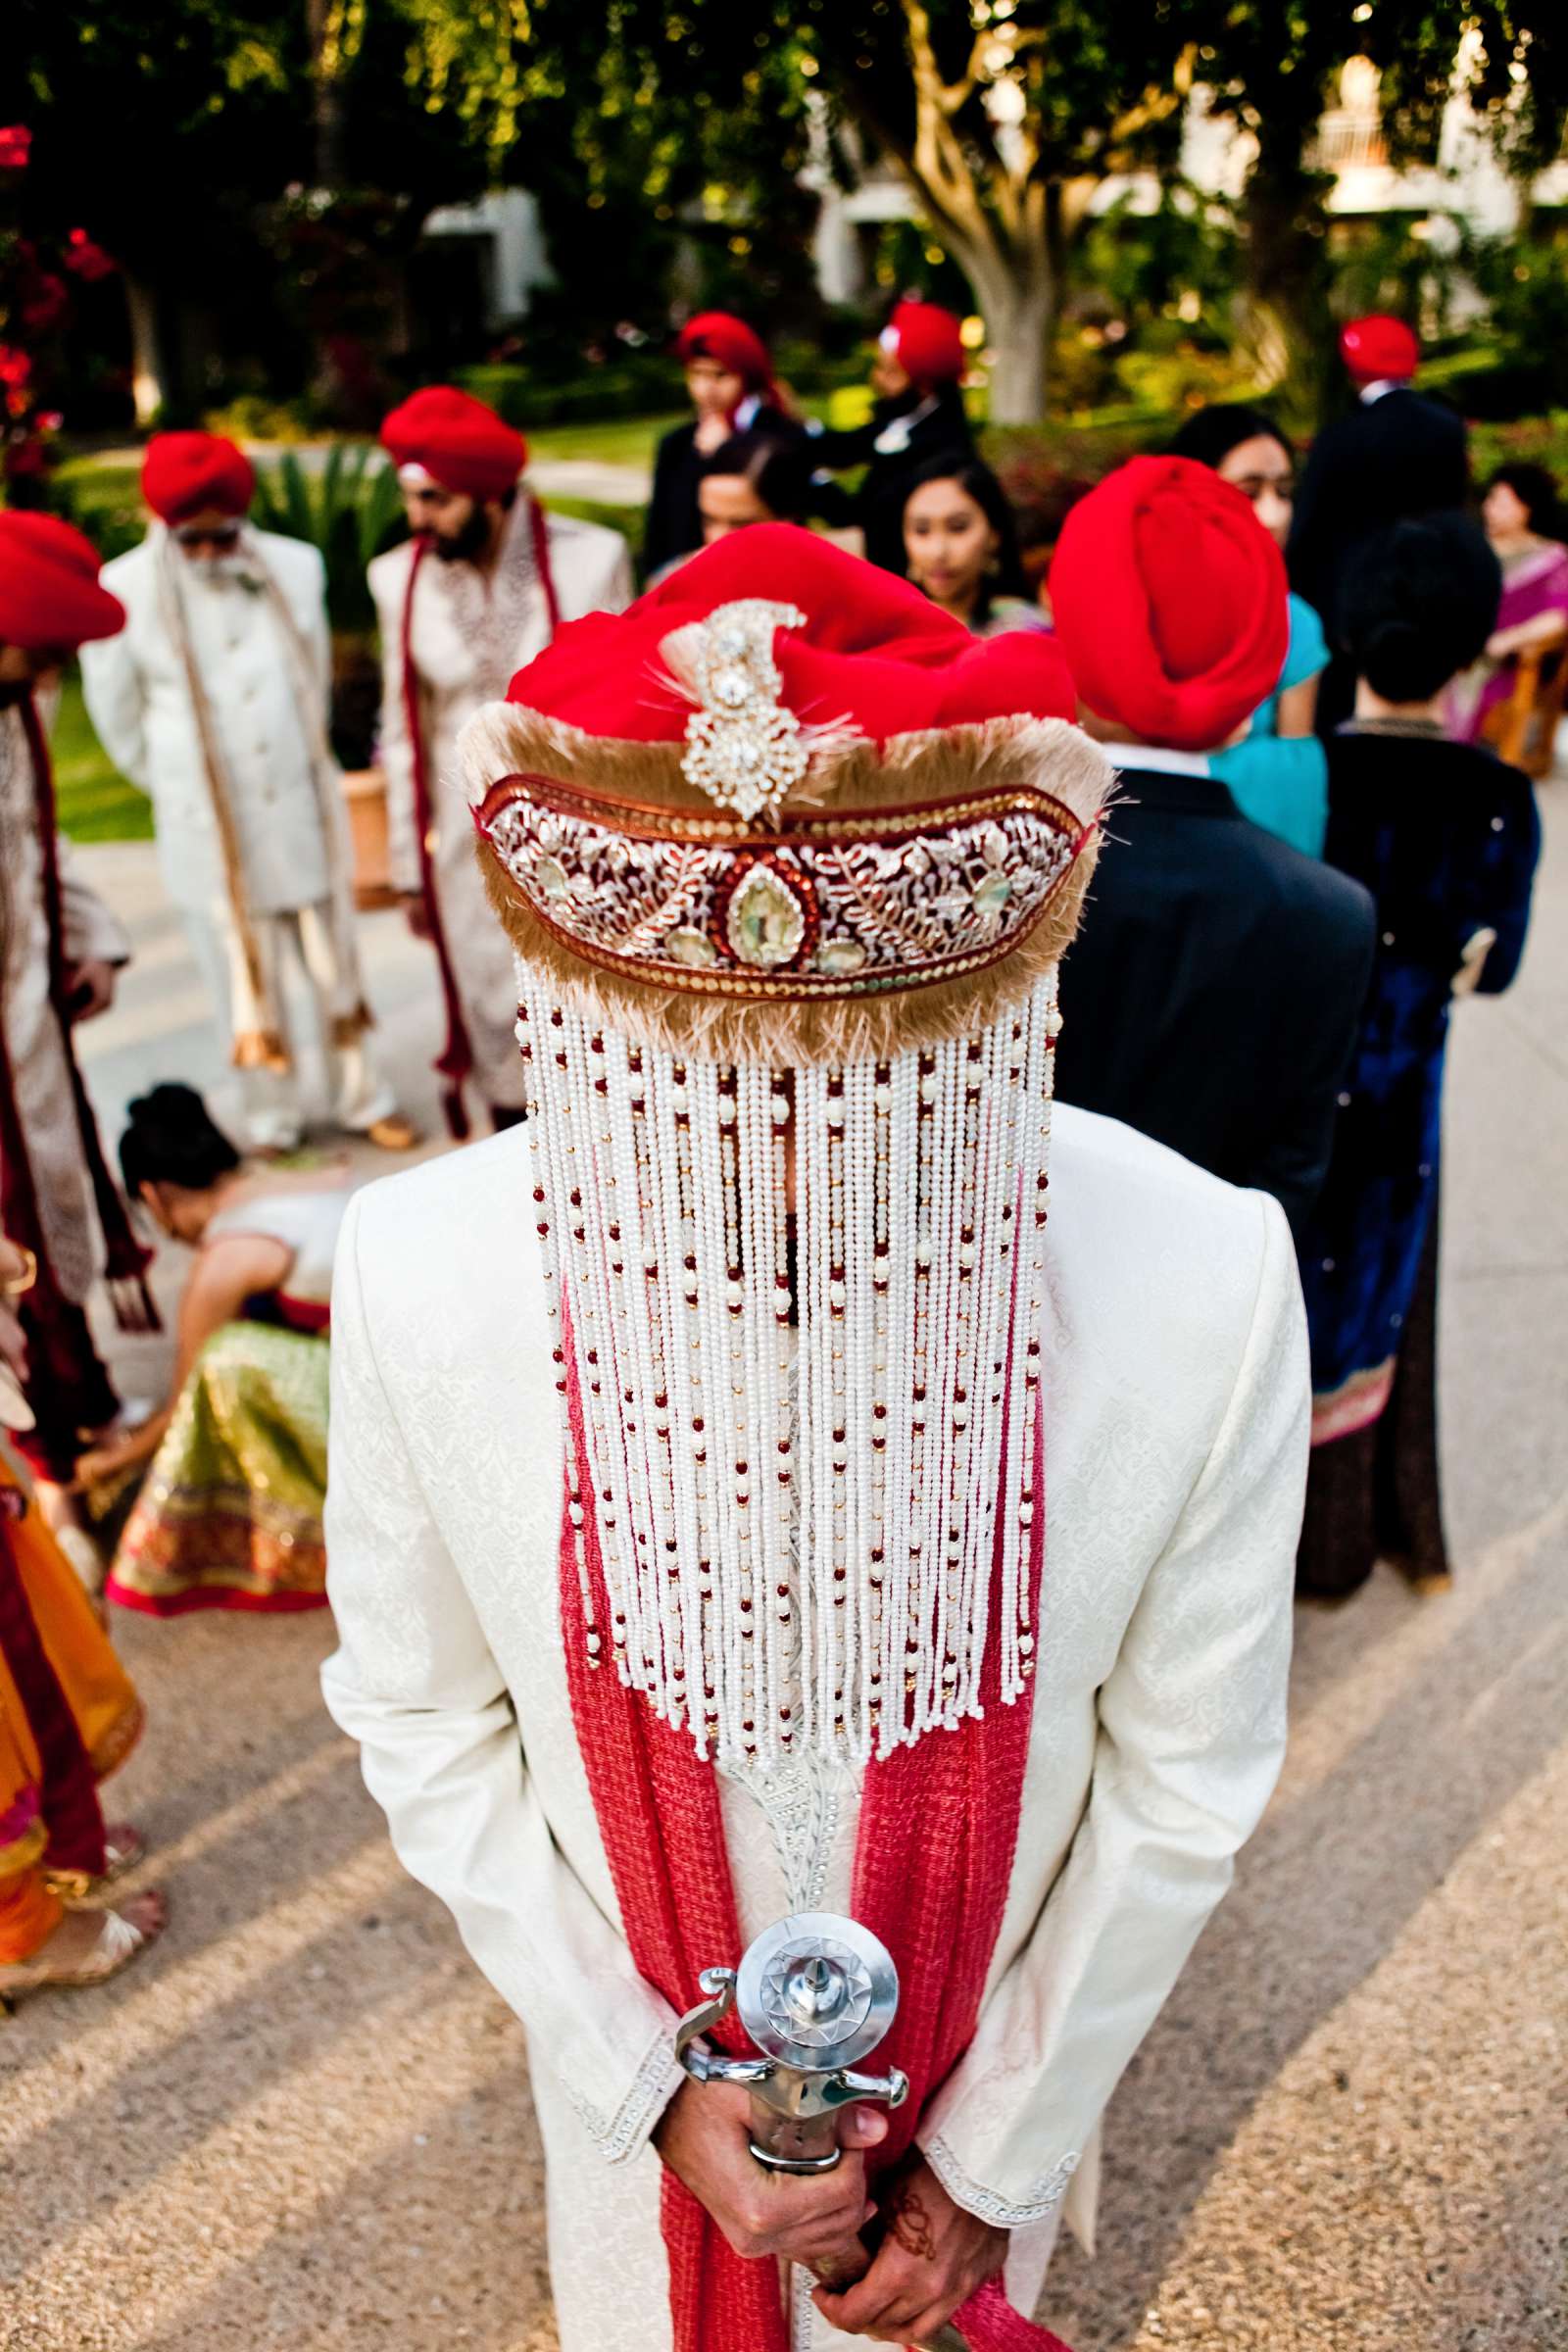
[323,526,1307,2350]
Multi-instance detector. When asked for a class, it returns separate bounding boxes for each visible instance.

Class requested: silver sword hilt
[672,1914,967,2349]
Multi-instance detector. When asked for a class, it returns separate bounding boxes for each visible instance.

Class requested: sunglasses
[174,523,242,552]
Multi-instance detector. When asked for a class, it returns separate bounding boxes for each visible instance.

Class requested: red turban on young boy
[882,301,967,388]
[380,386,527,502]
[1050,456,1289,754]
[674,313,777,405]
[141,430,256,523]
[0,511,123,650]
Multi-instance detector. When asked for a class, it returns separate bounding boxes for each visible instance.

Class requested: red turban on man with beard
[141,431,256,524]
[380,385,528,503]
[1050,456,1289,753]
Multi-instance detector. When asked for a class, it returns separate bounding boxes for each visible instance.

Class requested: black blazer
[643,404,800,577]
[809,385,974,573]
[1054,766,1377,1236]
[1288,388,1470,642]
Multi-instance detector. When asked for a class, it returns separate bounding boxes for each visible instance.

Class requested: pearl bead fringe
[518,966,1059,1768]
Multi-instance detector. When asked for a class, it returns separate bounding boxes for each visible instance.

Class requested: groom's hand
[812,2157,1007,2343]
[655,2077,887,2270]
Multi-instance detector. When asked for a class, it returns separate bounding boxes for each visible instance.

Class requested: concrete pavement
[1,777,1565,2350]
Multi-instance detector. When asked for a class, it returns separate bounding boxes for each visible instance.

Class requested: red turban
[0,511,123,651]
[884,301,966,388]
[1340,314,1418,384]
[674,313,777,405]
[1049,456,1289,754]
[141,430,255,523]
[504,521,1076,745]
[380,385,527,502]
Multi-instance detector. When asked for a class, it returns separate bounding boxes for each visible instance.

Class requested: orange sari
[0,1465,143,1959]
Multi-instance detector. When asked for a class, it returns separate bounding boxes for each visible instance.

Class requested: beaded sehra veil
[463,550,1111,1774]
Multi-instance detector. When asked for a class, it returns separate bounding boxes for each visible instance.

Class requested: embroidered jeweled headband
[458,529,1112,1769]
[464,541,1111,1066]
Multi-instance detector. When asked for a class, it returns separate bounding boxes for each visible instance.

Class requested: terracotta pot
[341,766,398,910]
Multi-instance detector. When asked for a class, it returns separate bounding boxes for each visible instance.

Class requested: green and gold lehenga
[107,1186,346,1617]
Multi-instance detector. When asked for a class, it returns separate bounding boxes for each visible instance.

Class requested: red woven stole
[558,1311,1070,2352]
[401,537,476,1140]
[402,504,562,1139]
[19,695,157,1333]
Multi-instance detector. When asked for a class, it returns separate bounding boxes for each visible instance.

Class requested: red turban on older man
[1050,456,1289,754]
[141,430,256,523]
[380,385,527,503]
[0,511,123,650]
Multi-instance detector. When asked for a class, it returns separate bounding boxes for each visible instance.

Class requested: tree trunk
[948,235,1055,426]
[981,270,1054,425]
[122,271,168,426]
[1242,147,1336,430]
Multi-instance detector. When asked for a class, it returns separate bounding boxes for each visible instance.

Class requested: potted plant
[250,442,406,906]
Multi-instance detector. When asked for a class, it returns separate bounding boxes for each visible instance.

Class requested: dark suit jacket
[643,404,799,577]
[1054,766,1377,1236]
[1288,387,1470,643]
[809,385,974,573]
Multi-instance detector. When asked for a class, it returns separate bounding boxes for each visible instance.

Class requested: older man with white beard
[81,431,415,1154]
[370,385,633,1138]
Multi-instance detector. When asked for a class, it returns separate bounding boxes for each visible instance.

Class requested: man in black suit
[1050,457,1376,1238]
[807,301,974,574]
[1289,316,1469,733]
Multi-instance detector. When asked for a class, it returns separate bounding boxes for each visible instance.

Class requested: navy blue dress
[1300,728,1539,1437]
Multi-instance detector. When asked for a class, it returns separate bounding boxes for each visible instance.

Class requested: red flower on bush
[0,347,34,390]
[0,125,31,172]
[21,273,69,336]
[65,228,116,282]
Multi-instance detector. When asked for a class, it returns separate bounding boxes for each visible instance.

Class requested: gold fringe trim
[459,701,1112,833]
[484,834,1099,1067]
[463,693,1110,1065]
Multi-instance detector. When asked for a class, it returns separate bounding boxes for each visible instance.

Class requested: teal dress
[1213,594,1329,857]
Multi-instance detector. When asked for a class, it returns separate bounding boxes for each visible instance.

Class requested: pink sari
[1448,540,1568,743]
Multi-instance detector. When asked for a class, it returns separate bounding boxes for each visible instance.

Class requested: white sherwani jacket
[368,507,633,1105]
[0,703,129,1303]
[81,527,338,917]
[322,1105,1307,2348]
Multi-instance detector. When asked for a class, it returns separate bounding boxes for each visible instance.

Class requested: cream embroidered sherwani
[82,525,393,1150]
[322,1104,1307,2349]
[368,505,633,1110]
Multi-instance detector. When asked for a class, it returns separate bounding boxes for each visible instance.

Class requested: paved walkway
[2,783,1566,2350]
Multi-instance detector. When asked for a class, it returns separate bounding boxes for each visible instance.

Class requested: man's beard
[431,506,493,564]
[185,554,252,586]
[0,680,27,710]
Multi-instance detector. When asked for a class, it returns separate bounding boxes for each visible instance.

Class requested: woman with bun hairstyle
[78,1086,354,1615]
[1172,404,1330,855]
[1447,461,1568,743]
[1297,514,1540,1602]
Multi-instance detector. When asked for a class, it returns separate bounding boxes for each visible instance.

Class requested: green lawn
[52,672,153,843]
